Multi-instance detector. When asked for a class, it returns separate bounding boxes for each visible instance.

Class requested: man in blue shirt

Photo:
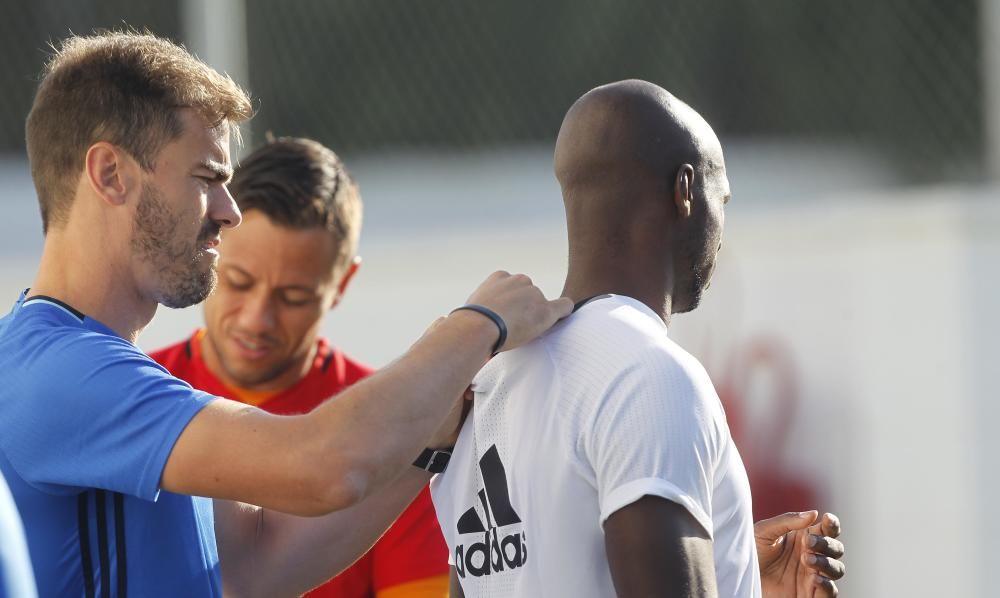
[0,31,571,596]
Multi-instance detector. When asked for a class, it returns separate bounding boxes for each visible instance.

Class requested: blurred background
[2,1,998,595]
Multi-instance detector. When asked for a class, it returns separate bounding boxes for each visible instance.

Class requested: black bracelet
[450,304,508,356]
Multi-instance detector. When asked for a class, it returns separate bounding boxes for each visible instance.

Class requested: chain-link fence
[0,0,983,182]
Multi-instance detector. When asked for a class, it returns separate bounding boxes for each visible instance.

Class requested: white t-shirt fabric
[431,294,761,598]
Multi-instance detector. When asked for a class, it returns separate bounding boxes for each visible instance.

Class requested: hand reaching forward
[756,511,845,598]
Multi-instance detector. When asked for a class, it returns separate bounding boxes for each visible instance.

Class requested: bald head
[554,79,724,193]
[554,80,730,318]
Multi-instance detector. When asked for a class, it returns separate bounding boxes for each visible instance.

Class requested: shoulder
[544,295,709,388]
[0,308,182,406]
[2,308,145,374]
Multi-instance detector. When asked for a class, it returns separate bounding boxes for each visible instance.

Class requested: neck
[561,247,674,325]
[29,230,155,343]
[560,196,676,324]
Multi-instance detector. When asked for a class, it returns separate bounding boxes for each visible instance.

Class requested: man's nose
[209,184,242,229]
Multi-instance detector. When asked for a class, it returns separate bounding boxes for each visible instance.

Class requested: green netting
[0,0,983,181]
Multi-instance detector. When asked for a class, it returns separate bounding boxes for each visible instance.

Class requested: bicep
[604,496,718,598]
[161,398,335,513]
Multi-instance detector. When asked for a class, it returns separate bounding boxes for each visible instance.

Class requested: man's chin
[157,272,216,309]
[221,363,286,390]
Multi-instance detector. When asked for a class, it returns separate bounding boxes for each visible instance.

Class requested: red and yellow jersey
[150,331,449,598]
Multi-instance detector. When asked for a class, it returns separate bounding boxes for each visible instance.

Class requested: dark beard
[132,183,220,308]
[673,267,705,314]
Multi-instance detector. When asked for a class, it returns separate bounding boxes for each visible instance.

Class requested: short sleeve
[580,356,721,537]
[0,329,215,501]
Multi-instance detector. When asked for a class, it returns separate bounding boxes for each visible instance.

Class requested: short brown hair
[229,136,363,273]
[26,31,253,232]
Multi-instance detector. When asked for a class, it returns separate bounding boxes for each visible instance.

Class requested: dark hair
[26,31,253,233]
[229,136,362,272]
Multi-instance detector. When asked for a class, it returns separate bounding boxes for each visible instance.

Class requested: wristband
[450,304,508,356]
[413,447,452,473]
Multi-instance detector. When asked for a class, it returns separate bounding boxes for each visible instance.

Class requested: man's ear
[84,142,141,207]
[673,164,694,219]
[329,255,362,310]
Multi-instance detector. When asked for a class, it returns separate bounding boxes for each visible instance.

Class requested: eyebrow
[197,160,234,183]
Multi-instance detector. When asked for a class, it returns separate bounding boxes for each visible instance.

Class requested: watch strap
[413,447,453,473]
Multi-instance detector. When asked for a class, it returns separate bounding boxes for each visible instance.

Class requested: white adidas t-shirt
[431,294,760,597]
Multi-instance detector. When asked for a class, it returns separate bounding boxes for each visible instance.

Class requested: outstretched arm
[162,272,572,516]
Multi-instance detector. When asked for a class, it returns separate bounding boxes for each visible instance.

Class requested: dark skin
[565,80,840,597]
[604,497,718,597]
[550,79,726,597]
[451,81,845,597]
[449,511,845,598]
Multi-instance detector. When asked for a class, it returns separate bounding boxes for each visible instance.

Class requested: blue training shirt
[0,292,220,596]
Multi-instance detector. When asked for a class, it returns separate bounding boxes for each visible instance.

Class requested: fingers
[810,574,839,598]
[803,552,846,581]
[807,533,845,559]
[818,512,841,539]
[463,271,570,352]
[550,296,575,320]
[754,511,818,543]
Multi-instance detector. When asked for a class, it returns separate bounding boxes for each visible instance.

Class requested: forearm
[164,272,570,515]
[219,467,432,598]
[164,311,493,515]
[302,310,493,503]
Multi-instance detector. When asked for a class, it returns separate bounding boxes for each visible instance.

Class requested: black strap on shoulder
[78,492,96,598]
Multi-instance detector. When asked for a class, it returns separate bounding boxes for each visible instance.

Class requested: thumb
[550,296,575,320]
[755,511,819,543]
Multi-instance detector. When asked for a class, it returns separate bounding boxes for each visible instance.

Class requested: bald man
[431,80,844,598]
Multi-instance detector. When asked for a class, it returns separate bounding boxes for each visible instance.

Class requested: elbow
[293,456,374,516]
[314,465,373,515]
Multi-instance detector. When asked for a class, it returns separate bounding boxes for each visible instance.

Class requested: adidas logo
[454,445,528,579]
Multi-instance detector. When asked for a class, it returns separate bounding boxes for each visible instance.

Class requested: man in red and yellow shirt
[151,136,447,597]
